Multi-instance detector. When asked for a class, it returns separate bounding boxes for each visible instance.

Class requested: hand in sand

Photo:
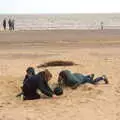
[52,95,58,99]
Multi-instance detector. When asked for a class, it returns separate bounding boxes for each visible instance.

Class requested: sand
[0,29,120,120]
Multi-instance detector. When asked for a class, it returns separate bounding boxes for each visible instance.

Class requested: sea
[0,13,120,30]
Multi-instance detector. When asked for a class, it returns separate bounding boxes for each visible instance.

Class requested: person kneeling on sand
[16,67,36,97]
[22,69,57,100]
[58,70,109,89]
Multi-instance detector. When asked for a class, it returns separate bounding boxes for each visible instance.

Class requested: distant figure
[11,19,15,30]
[8,19,12,31]
[3,19,7,30]
[100,21,104,30]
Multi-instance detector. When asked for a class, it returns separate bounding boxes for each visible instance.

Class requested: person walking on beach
[58,70,109,89]
[3,18,7,30]
[11,19,15,30]
[8,19,12,31]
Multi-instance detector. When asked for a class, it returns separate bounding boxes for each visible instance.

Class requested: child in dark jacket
[16,67,35,97]
[22,69,55,100]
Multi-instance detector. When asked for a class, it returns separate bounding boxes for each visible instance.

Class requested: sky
[0,0,120,14]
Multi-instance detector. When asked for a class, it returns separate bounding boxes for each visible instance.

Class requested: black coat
[23,73,53,97]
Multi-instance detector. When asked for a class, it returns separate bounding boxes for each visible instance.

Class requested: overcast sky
[0,0,120,14]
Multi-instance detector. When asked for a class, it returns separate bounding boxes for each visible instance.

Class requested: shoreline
[0,28,120,35]
[1,28,120,31]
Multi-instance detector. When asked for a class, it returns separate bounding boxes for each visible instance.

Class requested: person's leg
[24,93,40,100]
[93,77,103,84]
[3,25,5,30]
[93,75,108,84]
[13,25,14,30]
[71,83,79,89]
[16,92,23,97]
[86,74,95,80]
[72,74,95,88]
[83,74,96,84]
[85,78,96,84]
[102,75,109,84]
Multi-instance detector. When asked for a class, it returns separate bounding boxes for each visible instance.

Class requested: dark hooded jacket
[23,72,54,97]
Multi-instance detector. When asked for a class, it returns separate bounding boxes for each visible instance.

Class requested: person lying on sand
[22,69,57,100]
[58,70,109,89]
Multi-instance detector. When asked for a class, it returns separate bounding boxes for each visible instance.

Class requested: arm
[44,81,54,94]
[23,75,28,84]
[38,80,53,97]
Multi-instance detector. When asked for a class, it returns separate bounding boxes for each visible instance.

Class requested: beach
[1,14,120,30]
[0,29,120,120]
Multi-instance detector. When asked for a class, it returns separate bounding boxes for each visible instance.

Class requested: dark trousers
[85,76,104,84]
[23,84,40,100]
[24,93,40,100]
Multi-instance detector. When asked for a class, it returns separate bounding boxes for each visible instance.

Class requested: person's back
[58,70,81,87]
[23,74,40,95]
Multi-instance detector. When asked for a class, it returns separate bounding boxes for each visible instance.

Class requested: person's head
[58,71,67,86]
[26,67,35,76]
[54,87,63,96]
[38,69,52,81]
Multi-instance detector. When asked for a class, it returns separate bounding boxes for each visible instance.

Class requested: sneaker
[102,75,109,84]
[21,94,25,101]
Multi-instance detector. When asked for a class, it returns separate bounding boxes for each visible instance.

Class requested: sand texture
[0,30,120,120]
